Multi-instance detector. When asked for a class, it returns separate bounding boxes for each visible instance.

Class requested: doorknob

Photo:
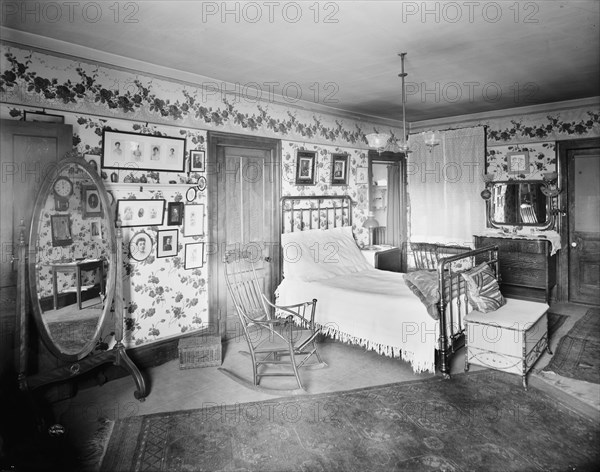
[571,242,577,248]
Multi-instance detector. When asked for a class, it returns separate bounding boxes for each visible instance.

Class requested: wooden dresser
[474,236,556,303]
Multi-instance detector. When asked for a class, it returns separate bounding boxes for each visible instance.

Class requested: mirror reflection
[34,163,110,355]
[490,181,549,226]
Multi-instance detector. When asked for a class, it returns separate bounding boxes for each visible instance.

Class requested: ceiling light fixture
[366,52,411,155]
[422,130,440,152]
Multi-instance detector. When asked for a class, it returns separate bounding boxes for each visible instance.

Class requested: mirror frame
[28,156,117,362]
[486,180,554,230]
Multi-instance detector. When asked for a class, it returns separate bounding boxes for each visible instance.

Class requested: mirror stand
[16,220,147,401]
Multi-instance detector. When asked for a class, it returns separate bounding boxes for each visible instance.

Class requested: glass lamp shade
[366,133,391,152]
[362,212,380,247]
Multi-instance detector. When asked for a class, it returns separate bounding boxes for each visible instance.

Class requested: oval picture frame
[129,231,153,262]
[196,176,207,192]
[186,186,197,202]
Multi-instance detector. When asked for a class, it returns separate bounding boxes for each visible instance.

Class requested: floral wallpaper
[486,141,556,181]
[280,141,371,246]
[0,45,402,148]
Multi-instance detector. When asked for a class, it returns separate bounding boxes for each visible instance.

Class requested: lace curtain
[407,126,486,246]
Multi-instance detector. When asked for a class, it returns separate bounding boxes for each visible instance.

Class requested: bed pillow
[460,262,506,313]
[281,226,372,281]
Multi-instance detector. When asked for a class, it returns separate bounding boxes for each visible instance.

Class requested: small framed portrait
[129,231,153,262]
[157,229,178,258]
[331,153,349,185]
[184,242,204,270]
[356,166,368,184]
[295,150,316,185]
[82,184,103,218]
[185,186,197,202]
[196,175,207,192]
[50,214,73,247]
[116,199,165,227]
[24,111,65,123]
[90,221,102,239]
[190,150,206,172]
[184,204,204,237]
[167,202,184,225]
[507,150,530,174]
[84,154,101,176]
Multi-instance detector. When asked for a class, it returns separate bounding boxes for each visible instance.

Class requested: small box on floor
[178,335,222,369]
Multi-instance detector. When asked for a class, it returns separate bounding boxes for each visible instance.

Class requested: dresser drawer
[500,265,545,287]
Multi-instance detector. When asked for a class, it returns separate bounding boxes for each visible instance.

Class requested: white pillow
[281,226,372,281]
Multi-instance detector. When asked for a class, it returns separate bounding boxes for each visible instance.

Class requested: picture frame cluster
[294,150,350,186]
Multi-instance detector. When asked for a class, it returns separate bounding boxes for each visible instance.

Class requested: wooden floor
[47,301,600,458]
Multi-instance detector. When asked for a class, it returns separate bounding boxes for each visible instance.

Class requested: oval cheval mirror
[24,156,146,399]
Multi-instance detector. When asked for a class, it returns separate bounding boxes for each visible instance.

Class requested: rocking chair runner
[219,253,327,395]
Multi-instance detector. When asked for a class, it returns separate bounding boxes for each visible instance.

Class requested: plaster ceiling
[2,1,599,124]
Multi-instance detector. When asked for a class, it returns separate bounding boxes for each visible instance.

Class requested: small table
[51,258,105,310]
[361,245,402,272]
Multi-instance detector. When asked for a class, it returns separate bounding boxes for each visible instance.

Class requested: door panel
[0,120,72,377]
[568,148,600,305]
[209,134,280,341]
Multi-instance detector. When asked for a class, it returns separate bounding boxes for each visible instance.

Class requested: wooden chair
[219,252,326,395]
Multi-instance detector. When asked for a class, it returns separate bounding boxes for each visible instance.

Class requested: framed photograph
[295,150,316,185]
[331,153,349,185]
[24,111,65,123]
[116,199,165,227]
[82,184,103,218]
[101,129,186,173]
[196,175,207,192]
[129,231,153,262]
[183,204,204,236]
[185,186,197,202]
[157,229,178,258]
[90,221,102,239]
[507,150,530,174]
[190,150,206,172]
[50,214,73,247]
[167,202,184,225]
[356,166,368,184]
[184,242,204,270]
[84,154,101,175]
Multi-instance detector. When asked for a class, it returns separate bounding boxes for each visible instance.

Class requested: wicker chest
[178,335,222,369]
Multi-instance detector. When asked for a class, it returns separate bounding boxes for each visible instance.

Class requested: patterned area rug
[100,371,599,472]
[544,307,600,384]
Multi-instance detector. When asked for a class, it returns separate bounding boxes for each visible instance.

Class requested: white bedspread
[275,268,440,374]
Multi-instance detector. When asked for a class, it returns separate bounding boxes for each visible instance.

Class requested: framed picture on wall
[331,153,349,185]
[101,129,186,173]
[295,150,316,185]
[356,166,368,184]
[157,229,178,258]
[189,150,206,172]
[129,231,153,262]
[90,221,102,239]
[116,199,165,227]
[82,184,103,218]
[507,150,530,174]
[167,202,184,225]
[50,214,73,247]
[184,242,204,270]
[24,111,65,123]
[183,204,204,236]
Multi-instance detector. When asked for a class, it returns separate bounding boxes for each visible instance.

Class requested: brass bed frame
[280,195,499,379]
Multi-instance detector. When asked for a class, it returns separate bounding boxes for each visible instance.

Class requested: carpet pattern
[544,307,600,384]
[101,370,599,472]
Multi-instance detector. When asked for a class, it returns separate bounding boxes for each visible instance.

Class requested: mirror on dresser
[487,181,553,229]
[18,156,147,400]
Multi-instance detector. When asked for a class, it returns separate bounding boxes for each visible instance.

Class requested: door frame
[207,131,281,335]
[556,137,600,303]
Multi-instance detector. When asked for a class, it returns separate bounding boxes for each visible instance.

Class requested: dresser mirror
[28,157,116,360]
[488,181,553,229]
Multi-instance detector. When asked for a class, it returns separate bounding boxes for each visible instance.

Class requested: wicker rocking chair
[219,252,327,395]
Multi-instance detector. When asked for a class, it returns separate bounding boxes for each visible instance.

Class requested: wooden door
[568,147,600,305]
[0,120,72,377]
[208,133,280,341]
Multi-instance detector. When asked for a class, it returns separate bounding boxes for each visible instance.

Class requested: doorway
[558,138,600,306]
[0,120,72,378]
[207,132,281,340]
